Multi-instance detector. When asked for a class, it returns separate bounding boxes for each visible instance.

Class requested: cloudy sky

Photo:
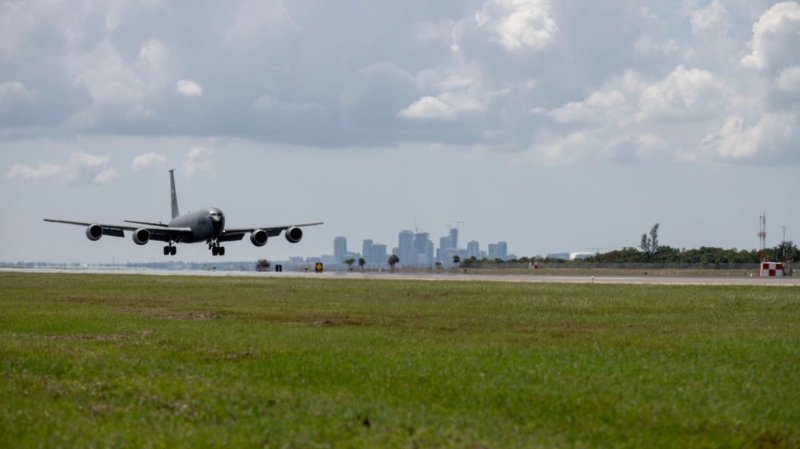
[2,0,799,263]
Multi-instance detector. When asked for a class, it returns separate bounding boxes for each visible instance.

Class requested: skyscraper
[334,236,347,262]
[449,228,458,249]
[362,239,373,263]
[413,232,433,266]
[488,241,508,260]
[398,230,415,267]
[467,240,480,259]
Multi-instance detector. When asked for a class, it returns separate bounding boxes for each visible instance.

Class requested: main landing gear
[208,240,225,256]
[163,244,177,256]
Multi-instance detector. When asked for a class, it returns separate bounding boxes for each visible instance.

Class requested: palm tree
[358,257,366,272]
[344,258,356,270]
[452,255,461,266]
[387,254,400,272]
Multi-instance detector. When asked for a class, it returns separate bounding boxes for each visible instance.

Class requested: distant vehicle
[44,169,322,256]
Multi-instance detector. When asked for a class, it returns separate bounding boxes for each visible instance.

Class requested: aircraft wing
[43,219,193,242]
[220,222,324,241]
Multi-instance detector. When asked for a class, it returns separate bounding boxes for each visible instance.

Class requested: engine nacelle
[250,229,268,247]
[285,226,303,243]
[85,224,103,241]
[132,228,150,245]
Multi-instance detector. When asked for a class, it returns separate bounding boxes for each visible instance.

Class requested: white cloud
[703,113,799,161]
[6,163,65,180]
[6,151,118,184]
[534,131,588,165]
[132,152,166,171]
[136,39,170,90]
[690,0,728,35]
[633,36,680,57]
[776,65,800,92]
[637,65,726,122]
[741,2,800,70]
[548,90,627,124]
[63,38,173,126]
[398,93,483,121]
[93,168,119,184]
[182,147,213,176]
[398,96,456,120]
[475,0,558,51]
[66,41,147,111]
[176,79,202,97]
[398,65,491,121]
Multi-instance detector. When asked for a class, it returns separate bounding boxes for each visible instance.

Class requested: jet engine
[250,229,268,247]
[285,226,303,243]
[133,228,150,245]
[85,224,103,241]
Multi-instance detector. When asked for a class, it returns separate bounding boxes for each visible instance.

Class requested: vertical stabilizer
[169,169,180,219]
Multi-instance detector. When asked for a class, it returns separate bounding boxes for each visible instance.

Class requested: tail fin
[169,169,180,219]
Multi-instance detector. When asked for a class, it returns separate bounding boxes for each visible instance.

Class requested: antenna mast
[758,212,767,262]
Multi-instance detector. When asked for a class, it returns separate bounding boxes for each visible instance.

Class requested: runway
[3,268,799,286]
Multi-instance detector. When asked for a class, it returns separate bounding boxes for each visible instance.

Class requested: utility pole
[758,213,767,262]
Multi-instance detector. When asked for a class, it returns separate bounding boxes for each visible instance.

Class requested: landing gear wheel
[170,246,177,256]
[211,247,218,256]
[218,247,225,256]
[163,246,170,256]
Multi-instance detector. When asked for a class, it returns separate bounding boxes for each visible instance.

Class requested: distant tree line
[456,242,798,267]
[584,244,797,264]
[461,222,799,267]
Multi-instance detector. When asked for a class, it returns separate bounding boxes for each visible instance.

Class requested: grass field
[1,273,799,448]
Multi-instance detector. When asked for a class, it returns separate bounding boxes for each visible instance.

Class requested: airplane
[44,169,322,256]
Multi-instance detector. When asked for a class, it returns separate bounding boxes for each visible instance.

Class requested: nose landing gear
[208,240,225,256]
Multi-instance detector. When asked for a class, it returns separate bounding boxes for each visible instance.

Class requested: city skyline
[1,1,798,263]
[330,229,510,267]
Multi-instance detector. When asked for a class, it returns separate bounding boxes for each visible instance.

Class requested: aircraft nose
[210,215,223,231]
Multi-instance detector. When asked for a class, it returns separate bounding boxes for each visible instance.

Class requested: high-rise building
[488,241,508,260]
[449,228,458,250]
[413,232,433,266]
[424,240,434,266]
[362,239,388,266]
[371,244,387,266]
[437,236,450,262]
[467,240,480,259]
[362,239,373,263]
[398,230,415,267]
[334,236,347,262]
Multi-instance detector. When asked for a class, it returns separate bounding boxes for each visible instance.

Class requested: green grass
[1,273,799,448]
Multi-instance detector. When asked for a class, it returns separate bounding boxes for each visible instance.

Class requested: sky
[1,0,799,263]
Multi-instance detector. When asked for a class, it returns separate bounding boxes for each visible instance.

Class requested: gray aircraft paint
[169,169,180,219]
[44,170,322,256]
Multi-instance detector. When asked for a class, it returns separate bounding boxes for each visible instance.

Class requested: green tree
[387,254,400,272]
[639,223,660,258]
[358,257,366,271]
[452,255,461,266]
[775,241,799,262]
[344,258,355,270]
[255,259,271,272]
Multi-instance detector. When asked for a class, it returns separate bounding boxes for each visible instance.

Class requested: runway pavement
[3,267,799,286]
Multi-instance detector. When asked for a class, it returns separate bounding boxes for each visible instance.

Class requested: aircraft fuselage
[169,208,225,243]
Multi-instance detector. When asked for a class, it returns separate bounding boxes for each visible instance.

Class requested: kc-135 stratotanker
[44,169,322,256]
